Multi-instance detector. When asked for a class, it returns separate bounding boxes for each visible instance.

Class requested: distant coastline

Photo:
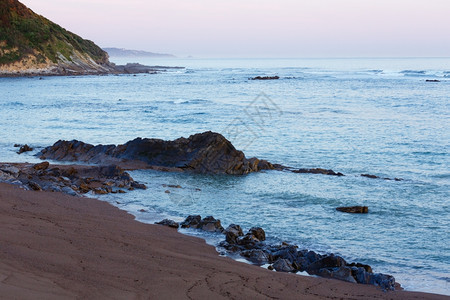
[103,47,175,58]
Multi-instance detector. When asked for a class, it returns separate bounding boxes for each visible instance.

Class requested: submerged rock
[292,168,344,176]
[38,131,276,175]
[17,144,33,154]
[336,206,369,213]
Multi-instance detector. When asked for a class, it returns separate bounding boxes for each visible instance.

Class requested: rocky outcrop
[38,131,277,175]
[179,214,397,291]
[0,162,146,196]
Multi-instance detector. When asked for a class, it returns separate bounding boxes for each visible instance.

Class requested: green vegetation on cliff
[0,0,108,65]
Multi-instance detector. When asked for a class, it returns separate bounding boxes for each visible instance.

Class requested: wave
[179,99,212,105]
[401,70,427,77]
[1,101,25,107]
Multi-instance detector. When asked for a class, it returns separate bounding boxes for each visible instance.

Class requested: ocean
[0,57,449,295]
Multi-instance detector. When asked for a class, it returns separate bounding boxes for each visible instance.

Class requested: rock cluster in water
[38,131,277,175]
[250,76,280,80]
[0,162,146,196]
[157,215,397,291]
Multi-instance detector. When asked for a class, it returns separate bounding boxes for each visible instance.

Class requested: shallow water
[1,57,449,295]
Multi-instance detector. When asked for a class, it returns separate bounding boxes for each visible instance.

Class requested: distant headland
[103,48,175,58]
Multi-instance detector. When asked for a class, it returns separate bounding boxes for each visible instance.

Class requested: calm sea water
[1,58,449,295]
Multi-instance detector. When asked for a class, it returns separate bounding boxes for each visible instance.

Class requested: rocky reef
[0,162,146,196]
[157,215,397,291]
[38,131,278,175]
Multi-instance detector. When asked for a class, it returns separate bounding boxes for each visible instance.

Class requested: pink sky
[20,0,450,57]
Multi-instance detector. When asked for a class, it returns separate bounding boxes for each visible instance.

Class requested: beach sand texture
[0,183,447,300]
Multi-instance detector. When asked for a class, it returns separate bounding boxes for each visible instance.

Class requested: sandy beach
[0,182,447,299]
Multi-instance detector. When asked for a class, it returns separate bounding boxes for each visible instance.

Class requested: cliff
[0,0,116,76]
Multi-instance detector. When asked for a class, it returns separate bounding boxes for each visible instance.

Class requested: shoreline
[0,182,448,299]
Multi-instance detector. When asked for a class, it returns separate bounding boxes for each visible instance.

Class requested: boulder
[236,234,261,249]
[317,266,357,283]
[336,206,369,213]
[155,219,180,229]
[199,216,224,233]
[224,224,244,244]
[28,181,42,191]
[248,227,266,241]
[272,258,295,272]
[271,245,299,264]
[307,254,346,273]
[240,249,270,265]
[180,215,202,229]
[33,161,50,171]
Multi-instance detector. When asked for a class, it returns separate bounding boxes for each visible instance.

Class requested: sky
[20,0,450,58]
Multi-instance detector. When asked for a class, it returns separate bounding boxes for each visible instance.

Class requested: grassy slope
[0,0,108,66]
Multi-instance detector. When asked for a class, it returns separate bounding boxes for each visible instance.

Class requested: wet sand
[0,182,447,299]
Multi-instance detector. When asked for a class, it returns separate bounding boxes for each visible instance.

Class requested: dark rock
[236,234,261,249]
[347,262,373,273]
[362,174,403,181]
[371,273,396,291]
[271,245,299,264]
[272,258,295,272]
[307,254,346,273]
[180,215,202,229]
[293,168,344,176]
[250,76,280,80]
[61,186,77,196]
[336,206,369,213]
[38,132,276,175]
[155,219,180,229]
[28,181,42,191]
[224,224,244,244]
[318,266,356,283]
[13,144,21,147]
[425,79,440,82]
[17,144,33,154]
[240,249,270,265]
[33,161,50,171]
[361,173,379,179]
[130,181,147,190]
[199,216,224,233]
[248,227,266,241]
